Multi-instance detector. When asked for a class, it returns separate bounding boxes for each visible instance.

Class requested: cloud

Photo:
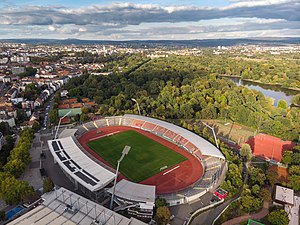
[0,1,299,26]
[0,1,299,39]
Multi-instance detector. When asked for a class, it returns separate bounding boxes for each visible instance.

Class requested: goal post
[160,165,167,171]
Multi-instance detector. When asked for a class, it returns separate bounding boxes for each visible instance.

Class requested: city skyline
[0,0,299,40]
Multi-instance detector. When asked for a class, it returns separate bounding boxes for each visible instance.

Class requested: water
[227,77,298,106]
[5,206,25,220]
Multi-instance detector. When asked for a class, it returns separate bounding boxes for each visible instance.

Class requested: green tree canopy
[0,176,35,205]
[43,178,54,193]
[248,167,266,186]
[49,109,58,124]
[155,206,171,225]
[240,143,252,162]
[267,209,289,225]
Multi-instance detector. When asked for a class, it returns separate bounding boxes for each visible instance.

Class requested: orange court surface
[246,133,295,162]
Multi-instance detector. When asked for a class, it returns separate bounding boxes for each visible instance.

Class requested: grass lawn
[87,130,187,182]
[202,119,256,144]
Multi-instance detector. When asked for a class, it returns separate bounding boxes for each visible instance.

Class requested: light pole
[110,145,131,210]
[131,98,141,116]
[201,121,219,148]
[54,110,71,139]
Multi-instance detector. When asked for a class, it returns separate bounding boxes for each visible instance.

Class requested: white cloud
[0,2,299,39]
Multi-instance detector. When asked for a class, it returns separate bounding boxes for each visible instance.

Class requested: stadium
[48,114,226,218]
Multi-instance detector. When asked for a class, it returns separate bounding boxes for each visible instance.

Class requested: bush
[0,210,5,221]
[43,177,54,193]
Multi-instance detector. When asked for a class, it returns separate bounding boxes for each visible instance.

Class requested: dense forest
[65,54,300,141]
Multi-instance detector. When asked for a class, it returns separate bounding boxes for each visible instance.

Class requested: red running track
[78,126,203,194]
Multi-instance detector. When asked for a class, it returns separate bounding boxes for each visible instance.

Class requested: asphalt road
[189,200,231,225]
[169,192,214,225]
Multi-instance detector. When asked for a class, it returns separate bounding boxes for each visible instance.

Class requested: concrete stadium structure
[49,114,226,209]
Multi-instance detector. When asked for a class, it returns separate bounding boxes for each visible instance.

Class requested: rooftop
[8,187,146,225]
[107,179,156,204]
[48,137,115,192]
[275,185,294,205]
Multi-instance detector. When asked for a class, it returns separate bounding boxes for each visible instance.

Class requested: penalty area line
[163,165,180,176]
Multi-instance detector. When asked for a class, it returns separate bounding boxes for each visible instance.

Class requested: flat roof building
[8,187,146,225]
[274,185,294,206]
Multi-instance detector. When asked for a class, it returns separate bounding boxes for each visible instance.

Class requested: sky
[0,0,299,40]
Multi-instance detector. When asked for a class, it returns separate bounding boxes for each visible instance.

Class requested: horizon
[0,0,299,40]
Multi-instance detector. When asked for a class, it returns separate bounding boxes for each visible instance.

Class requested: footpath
[222,201,269,225]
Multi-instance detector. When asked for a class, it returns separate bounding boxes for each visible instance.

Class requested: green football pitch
[87,130,187,182]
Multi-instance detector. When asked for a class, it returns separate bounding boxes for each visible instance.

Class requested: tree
[0,210,5,221]
[2,159,26,178]
[0,122,12,135]
[240,143,252,162]
[49,109,58,124]
[259,187,271,202]
[248,167,266,186]
[32,121,41,132]
[155,198,167,208]
[0,177,35,205]
[81,106,89,114]
[267,209,289,225]
[289,165,300,175]
[155,206,170,225]
[277,99,288,109]
[43,178,54,193]
[292,94,300,106]
[288,174,300,191]
[281,151,293,165]
[266,167,279,186]
[80,113,89,122]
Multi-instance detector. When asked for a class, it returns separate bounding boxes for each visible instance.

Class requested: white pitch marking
[163,165,180,176]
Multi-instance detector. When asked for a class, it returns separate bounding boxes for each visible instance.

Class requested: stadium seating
[75,125,88,136]
[193,150,203,159]
[203,157,222,168]
[121,117,134,126]
[141,122,156,131]
[174,135,189,146]
[84,121,97,131]
[184,142,197,153]
[132,119,145,128]
[183,187,206,197]
[153,125,167,136]
[95,119,107,128]
[163,130,177,140]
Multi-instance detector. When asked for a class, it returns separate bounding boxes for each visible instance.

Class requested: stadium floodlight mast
[110,145,131,210]
[54,110,71,139]
[131,98,141,116]
[201,121,219,148]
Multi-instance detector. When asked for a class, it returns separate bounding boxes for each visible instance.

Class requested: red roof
[61,117,71,124]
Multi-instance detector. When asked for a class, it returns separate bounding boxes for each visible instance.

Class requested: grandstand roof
[59,128,77,138]
[8,187,146,225]
[48,136,115,192]
[107,179,155,204]
[124,114,225,159]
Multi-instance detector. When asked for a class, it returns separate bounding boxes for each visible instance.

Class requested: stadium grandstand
[8,187,146,225]
[48,136,115,199]
[107,180,155,219]
[50,114,226,208]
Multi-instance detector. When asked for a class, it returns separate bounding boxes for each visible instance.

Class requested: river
[226,77,298,106]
